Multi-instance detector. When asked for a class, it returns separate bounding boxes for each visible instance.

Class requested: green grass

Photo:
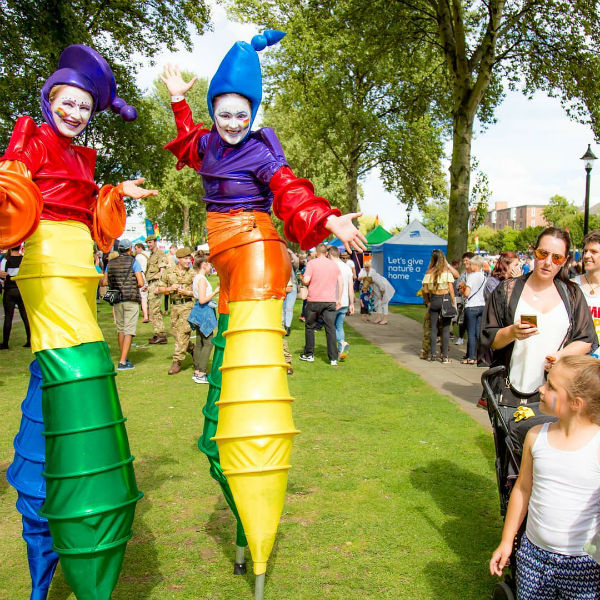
[0,301,502,599]
[389,303,427,324]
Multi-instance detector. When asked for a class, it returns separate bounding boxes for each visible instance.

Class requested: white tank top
[509,297,569,394]
[526,422,600,555]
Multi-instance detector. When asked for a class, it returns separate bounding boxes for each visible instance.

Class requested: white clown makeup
[214,93,251,145]
[50,85,93,138]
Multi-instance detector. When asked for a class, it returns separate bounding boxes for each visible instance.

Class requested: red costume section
[2,116,99,229]
[165,100,341,250]
[1,116,125,251]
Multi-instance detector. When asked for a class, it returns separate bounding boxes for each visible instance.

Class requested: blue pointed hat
[41,44,137,135]
[207,30,286,135]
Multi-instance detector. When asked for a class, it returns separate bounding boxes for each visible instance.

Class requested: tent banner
[383,245,444,304]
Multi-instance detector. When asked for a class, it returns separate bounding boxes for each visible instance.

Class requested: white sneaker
[193,374,209,384]
[300,354,314,362]
[338,341,349,361]
[330,360,338,366]
[455,337,464,345]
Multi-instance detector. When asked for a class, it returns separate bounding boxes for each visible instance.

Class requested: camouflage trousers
[148,281,166,336]
[170,301,193,362]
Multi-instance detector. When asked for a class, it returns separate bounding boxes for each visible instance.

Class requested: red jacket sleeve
[270,166,341,250]
[163,100,210,171]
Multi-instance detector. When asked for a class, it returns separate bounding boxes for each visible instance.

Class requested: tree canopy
[138,74,211,245]
[225,0,447,217]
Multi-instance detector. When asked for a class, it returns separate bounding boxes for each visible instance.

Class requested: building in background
[470,202,550,231]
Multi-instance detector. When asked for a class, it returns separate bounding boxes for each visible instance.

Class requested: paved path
[345,304,491,430]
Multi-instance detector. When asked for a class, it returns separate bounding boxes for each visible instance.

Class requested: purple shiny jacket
[198,126,288,213]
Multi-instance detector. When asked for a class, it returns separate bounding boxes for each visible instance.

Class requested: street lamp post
[581,144,598,236]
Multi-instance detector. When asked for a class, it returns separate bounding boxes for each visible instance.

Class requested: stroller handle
[481,365,506,389]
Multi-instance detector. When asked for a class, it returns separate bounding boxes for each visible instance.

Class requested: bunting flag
[374,214,380,227]
[153,223,160,240]
[475,233,480,253]
[144,218,154,237]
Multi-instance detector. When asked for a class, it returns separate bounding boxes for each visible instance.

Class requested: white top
[0,257,19,277]
[527,422,600,555]
[464,271,486,308]
[335,259,354,308]
[371,271,395,304]
[573,275,600,356]
[510,297,569,394]
[193,272,212,302]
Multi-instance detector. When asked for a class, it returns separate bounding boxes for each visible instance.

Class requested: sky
[134,3,600,234]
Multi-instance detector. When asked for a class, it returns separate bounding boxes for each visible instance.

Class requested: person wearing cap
[0,45,155,599]
[103,239,144,370]
[156,246,196,374]
[145,234,169,343]
[162,30,367,587]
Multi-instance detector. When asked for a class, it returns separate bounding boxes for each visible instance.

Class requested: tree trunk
[345,157,359,215]
[182,204,190,241]
[447,107,474,260]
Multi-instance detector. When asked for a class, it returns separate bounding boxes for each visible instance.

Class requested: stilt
[254,573,265,600]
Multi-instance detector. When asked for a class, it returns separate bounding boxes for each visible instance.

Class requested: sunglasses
[533,248,566,265]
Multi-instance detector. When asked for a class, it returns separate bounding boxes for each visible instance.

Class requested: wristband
[171,95,185,103]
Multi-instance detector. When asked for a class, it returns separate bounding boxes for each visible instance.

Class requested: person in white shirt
[134,243,150,322]
[490,355,600,599]
[572,229,600,356]
[328,246,354,360]
[460,254,487,363]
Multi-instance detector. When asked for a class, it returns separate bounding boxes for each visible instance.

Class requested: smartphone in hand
[520,314,537,327]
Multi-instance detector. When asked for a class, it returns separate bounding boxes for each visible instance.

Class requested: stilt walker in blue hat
[2,45,157,599]
[162,30,367,599]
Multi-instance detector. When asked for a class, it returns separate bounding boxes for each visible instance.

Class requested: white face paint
[214,93,251,145]
[50,85,93,138]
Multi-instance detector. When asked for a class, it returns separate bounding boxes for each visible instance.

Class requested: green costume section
[198,314,247,548]
[36,341,143,600]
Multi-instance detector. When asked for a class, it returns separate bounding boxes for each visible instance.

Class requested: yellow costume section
[16,220,103,352]
[212,299,299,575]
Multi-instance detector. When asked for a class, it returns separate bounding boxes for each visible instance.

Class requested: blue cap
[207,30,286,139]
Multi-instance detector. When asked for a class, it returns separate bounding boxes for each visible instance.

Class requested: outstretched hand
[121,178,158,200]
[160,63,197,98]
[325,212,367,254]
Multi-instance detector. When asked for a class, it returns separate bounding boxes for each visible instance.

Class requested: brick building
[473,202,550,231]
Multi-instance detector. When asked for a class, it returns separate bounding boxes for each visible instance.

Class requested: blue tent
[371,220,447,304]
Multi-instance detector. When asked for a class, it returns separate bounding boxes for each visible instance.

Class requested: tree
[0,1,210,187]
[224,0,448,216]
[543,194,579,227]
[392,1,600,259]
[139,74,211,245]
[422,199,449,239]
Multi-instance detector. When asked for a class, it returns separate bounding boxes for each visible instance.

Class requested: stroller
[481,365,556,600]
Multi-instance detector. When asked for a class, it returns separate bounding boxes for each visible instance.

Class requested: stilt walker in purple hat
[1,45,156,599]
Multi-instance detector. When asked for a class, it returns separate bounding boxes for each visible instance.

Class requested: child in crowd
[489,355,600,599]
[360,276,375,322]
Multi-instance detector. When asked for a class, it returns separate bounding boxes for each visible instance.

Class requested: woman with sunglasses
[481,227,597,402]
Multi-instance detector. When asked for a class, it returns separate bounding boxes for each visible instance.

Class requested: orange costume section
[207,210,291,314]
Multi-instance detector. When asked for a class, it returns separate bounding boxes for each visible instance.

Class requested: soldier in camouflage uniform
[145,235,169,344]
[156,247,196,374]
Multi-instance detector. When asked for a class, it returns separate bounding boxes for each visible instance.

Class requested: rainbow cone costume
[1,44,142,598]
[165,30,342,587]
[213,299,299,575]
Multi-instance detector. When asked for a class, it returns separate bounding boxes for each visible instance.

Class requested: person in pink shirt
[300,243,343,365]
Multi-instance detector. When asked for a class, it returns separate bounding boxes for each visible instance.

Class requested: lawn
[389,304,427,325]
[0,301,502,599]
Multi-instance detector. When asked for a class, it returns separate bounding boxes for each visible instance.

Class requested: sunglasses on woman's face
[533,248,567,265]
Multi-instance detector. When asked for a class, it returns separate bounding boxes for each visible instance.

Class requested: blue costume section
[6,361,59,600]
